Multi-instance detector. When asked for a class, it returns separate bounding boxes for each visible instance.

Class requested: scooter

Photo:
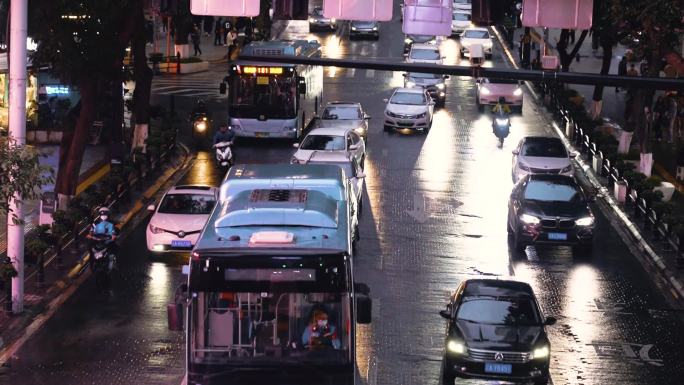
[191,113,211,148]
[492,112,511,147]
[213,141,234,171]
[89,233,115,292]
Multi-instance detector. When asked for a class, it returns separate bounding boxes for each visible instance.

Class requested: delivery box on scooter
[469,44,484,67]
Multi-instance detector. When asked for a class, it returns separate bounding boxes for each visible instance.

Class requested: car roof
[464,27,489,33]
[325,101,362,108]
[306,126,353,136]
[305,151,353,162]
[526,174,577,184]
[462,279,534,298]
[168,185,217,195]
[521,136,564,144]
[411,43,439,50]
[394,87,425,94]
[351,20,377,25]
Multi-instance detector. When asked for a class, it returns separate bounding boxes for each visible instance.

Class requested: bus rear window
[225,268,317,282]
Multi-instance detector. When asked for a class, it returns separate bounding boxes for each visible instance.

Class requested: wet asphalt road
[4,13,684,385]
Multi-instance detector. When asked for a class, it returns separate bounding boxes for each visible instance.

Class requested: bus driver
[301,308,341,350]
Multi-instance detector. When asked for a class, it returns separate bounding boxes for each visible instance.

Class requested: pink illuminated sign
[322,0,393,21]
[521,0,593,30]
[190,0,260,17]
[402,0,452,36]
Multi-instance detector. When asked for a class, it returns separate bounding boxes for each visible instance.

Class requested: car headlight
[404,38,412,44]
[575,216,594,227]
[354,126,366,135]
[149,223,164,234]
[447,340,466,354]
[561,164,573,173]
[436,83,445,90]
[331,18,336,23]
[309,17,315,23]
[531,345,549,360]
[428,39,437,45]
[480,87,490,95]
[514,88,523,96]
[416,112,426,118]
[386,110,399,118]
[351,27,357,31]
[518,162,531,171]
[484,40,493,48]
[373,26,378,31]
[290,157,300,164]
[520,214,540,225]
[195,122,207,132]
[283,125,296,131]
[406,81,416,88]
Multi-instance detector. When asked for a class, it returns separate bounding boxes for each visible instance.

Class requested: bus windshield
[230,75,297,119]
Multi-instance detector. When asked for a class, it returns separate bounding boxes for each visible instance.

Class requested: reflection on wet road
[4,8,684,385]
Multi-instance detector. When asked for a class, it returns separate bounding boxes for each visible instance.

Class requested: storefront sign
[45,85,69,95]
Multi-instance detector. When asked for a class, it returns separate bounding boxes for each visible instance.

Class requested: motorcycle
[213,141,234,171]
[89,233,115,291]
[492,111,511,147]
[191,113,211,148]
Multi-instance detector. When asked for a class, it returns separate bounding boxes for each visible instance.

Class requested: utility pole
[8,0,28,314]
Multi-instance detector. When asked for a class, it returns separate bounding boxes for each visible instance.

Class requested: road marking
[346,68,356,78]
[365,69,375,78]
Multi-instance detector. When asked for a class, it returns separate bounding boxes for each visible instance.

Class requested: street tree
[0,136,53,222]
[28,0,141,205]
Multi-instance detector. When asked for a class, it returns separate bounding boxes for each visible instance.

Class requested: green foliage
[645,176,663,188]
[0,136,54,222]
[25,238,50,259]
[0,259,18,282]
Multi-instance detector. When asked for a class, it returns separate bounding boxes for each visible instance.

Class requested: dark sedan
[508,174,595,255]
[349,21,379,40]
[403,72,449,107]
[440,279,555,385]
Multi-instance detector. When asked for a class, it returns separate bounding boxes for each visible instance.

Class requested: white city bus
[224,40,324,139]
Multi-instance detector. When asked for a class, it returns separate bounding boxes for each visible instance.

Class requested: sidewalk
[0,144,190,363]
[495,27,684,305]
[0,145,108,256]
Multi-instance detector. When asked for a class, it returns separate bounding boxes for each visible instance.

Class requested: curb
[492,26,684,304]
[0,142,193,365]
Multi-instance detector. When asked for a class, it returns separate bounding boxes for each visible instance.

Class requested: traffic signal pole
[8,0,28,314]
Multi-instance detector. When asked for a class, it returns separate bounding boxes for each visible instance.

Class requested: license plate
[255,132,269,137]
[220,162,228,166]
[484,362,512,374]
[171,240,192,248]
[548,232,567,241]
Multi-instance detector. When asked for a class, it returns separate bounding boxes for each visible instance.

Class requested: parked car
[317,101,370,142]
[383,87,435,133]
[146,185,218,253]
[403,34,437,55]
[476,78,523,113]
[403,72,449,107]
[350,20,380,40]
[451,11,472,36]
[407,43,444,65]
[439,278,555,384]
[460,27,493,59]
[512,136,575,182]
[507,174,595,255]
[291,126,366,167]
[308,6,337,32]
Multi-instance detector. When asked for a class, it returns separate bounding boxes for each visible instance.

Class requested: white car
[460,27,493,59]
[407,43,444,65]
[383,88,435,133]
[291,127,366,167]
[146,185,218,253]
[476,78,524,113]
[317,102,370,142]
[451,11,472,36]
[453,0,472,11]
[512,136,575,182]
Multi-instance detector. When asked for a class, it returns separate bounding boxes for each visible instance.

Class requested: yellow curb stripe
[75,164,110,196]
[654,163,684,194]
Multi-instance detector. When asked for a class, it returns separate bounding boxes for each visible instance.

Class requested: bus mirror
[219,82,227,95]
[298,82,306,95]
[354,282,370,295]
[356,296,372,324]
[167,302,184,331]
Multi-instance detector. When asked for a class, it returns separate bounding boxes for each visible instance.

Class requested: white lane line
[365,69,375,78]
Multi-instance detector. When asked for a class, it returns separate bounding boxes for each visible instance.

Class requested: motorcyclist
[191,98,209,120]
[492,96,511,115]
[88,207,118,270]
[213,123,235,146]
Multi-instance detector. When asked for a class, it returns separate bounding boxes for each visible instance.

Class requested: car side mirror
[544,316,557,326]
[147,204,156,211]
[512,149,519,155]
[383,98,389,103]
[443,75,450,79]
[364,114,371,120]
[439,309,452,319]
[293,143,300,148]
[402,73,408,77]
[356,295,372,324]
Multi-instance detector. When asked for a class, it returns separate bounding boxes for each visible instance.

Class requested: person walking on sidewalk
[616,56,628,92]
[191,25,202,56]
[227,29,238,61]
[654,95,667,141]
[667,93,679,142]
[215,18,223,46]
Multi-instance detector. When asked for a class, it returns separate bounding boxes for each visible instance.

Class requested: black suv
[439,279,555,385]
[508,174,595,255]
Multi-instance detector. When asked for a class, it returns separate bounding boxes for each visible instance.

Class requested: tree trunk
[132,0,153,153]
[590,35,614,119]
[54,80,98,197]
[558,29,589,72]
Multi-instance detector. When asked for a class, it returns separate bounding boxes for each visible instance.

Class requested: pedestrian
[224,19,232,45]
[214,18,223,46]
[616,56,628,92]
[626,63,638,77]
[227,29,238,61]
[203,16,213,37]
[653,95,667,141]
[667,93,678,142]
[191,25,202,56]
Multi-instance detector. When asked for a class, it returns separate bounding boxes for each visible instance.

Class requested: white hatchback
[291,126,366,167]
[146,185,218,253]
[512,136,575,182]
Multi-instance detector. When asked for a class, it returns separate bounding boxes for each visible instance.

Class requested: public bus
[222,40,324,139]
[169,164,372,385]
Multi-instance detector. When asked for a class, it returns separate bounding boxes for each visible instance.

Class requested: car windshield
[409,35,435,43]
[390,92,426,105]
[229,74,297,119]
[408,72,440,79]
[322,106,361,120]
[158,194,216,214]
[452,13,471,21]
[457,297,541,326]
[464,30,489,39]
[312,7,323,16]
[454,0,471,4]
[352,21,375,28]
[524,180,582,202]
[300,135,346,151]
[522,141,568,158]
[410,49,440,60]
[487,79,519,85]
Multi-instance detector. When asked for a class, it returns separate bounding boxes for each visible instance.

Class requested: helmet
[97,207,110,216]
[498,97,506,104]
